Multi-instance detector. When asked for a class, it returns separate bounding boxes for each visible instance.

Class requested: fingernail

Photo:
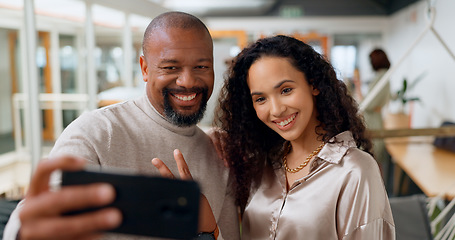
[72,157,86,166]
[105,209,122,226]
[98,184,115,201]
[151,158,159,166]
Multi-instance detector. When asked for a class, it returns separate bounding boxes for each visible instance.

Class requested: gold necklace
[283,142,325,173]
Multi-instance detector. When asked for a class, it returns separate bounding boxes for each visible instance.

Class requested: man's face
[140,27,214,127]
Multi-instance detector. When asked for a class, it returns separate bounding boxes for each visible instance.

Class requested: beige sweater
[4,95,240,240]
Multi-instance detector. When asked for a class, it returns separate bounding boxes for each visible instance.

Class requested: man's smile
[171,93,197,101]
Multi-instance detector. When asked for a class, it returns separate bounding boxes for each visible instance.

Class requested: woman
[216,35,395,239]
[362,49,392,173]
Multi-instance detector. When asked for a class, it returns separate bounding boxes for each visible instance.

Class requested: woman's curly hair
[215,35,372,211]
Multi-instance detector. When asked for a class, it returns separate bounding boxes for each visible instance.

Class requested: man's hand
[18,156,122,240]
[152,149,218,234]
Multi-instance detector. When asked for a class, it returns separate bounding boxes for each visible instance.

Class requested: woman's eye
[282,88,292,94]
[255,97,265,103]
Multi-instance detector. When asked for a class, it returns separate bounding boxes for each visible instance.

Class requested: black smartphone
[61,169,200,239]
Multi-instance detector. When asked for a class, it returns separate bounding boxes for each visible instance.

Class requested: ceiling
[155,0,422,17]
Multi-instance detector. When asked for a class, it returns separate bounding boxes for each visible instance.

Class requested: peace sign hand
[151,149,218,235]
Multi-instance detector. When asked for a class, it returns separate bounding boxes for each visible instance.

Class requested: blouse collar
[317,131,357,165]
[273,131,358,188]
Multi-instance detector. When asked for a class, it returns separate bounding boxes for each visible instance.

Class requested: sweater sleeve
[2,200,24,240]
[49,111,111,165]
[2,112,109,240]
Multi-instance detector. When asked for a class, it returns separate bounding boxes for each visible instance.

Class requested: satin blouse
[242,131,395,240]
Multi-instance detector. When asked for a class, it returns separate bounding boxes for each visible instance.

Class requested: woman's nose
[270,98,286,117]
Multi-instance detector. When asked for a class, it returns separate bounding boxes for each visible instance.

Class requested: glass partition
[0,28,17,155]
[59,34,80,127]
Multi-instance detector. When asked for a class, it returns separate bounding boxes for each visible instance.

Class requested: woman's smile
[273,113,297,130]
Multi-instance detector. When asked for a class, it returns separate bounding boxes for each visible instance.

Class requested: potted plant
[386,72,425,129]
[393,74,424,112]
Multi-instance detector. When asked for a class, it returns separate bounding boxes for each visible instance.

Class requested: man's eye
[163,66,177,70]
[195,66,209,69]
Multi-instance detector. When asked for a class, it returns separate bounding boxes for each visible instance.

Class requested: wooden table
[385,136,455,200]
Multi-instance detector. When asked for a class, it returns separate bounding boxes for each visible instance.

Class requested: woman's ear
[312,85,320,96]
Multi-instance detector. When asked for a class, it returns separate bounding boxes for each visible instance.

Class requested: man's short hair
[142,11,211,54]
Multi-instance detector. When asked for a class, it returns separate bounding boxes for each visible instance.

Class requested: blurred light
[163,0,275,15]
[94,47,102,66]
[36,47,47,68]
[61,45,73,55]
[0,0,22,9]
[35,0,84,21]
[279,5,303,18]
[111,47,123,59]
[92,4,124,27]
[331,45,357,80]
[229,46,241,57]
[60,45,77,70]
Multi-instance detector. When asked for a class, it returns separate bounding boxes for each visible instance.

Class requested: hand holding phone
[61,169,200,239]
[17,156,121,240]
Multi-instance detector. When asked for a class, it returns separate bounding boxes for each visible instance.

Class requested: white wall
[206,1,455,128]
[0,29,13,135]
[200,40,236,127]
[2,1,452,131]
[204,15,390,126]
[384,0,455,127]
[205,16,389,35]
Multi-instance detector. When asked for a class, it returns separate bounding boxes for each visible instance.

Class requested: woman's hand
[207,127,229,167]
[151,149,217,234]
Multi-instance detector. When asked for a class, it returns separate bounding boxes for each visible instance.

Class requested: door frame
[9,31,54,141]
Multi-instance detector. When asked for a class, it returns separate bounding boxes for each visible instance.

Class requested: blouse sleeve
[216,171,241,240]
[337,149,396,240]
[343,218,395,240]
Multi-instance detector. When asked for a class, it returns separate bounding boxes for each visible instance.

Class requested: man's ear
[139,55,148,82]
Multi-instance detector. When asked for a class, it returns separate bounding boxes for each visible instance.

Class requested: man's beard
[162,88,208,127]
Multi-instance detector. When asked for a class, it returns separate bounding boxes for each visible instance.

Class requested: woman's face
[247,56,320,142]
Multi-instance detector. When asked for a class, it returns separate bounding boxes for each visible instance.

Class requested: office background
[0,0,454,201]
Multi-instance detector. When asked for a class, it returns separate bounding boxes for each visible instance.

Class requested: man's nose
[176,69,197,88]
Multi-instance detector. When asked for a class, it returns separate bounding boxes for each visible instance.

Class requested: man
[4,12,240,240]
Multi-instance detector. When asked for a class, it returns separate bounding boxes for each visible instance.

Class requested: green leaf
[402,78,408,93]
